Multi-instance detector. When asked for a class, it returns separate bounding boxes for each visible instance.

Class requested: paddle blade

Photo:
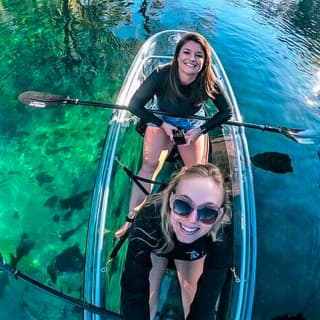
[18,91,68,108]
[251,152,293,173]
[281,127,320,144]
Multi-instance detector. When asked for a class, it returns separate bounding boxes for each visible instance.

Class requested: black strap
[115,158,167,195]
[125,216,135,223]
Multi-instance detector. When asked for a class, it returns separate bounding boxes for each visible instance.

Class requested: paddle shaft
[109,229,130,260]
[21,91,318,143]
[63,97,283,134]
[0,259,121,318]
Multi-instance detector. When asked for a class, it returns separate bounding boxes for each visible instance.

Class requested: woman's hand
[115,222,131,239]
[184,127,202,145]
[160,122,178,142]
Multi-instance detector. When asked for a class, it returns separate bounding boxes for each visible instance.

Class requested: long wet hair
[167,32,218,104]
[146,163,227,254]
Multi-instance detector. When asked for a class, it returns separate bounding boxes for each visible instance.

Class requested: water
[0,0,319,319]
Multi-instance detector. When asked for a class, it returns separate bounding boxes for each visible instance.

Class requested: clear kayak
[84,30,257,320]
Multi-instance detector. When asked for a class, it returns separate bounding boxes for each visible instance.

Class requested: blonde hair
[145,163,227,254]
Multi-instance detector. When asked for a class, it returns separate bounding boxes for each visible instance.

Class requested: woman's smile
[179,222,200,235]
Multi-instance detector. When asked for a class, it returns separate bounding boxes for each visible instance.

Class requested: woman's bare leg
[129,128,173,208]
[115,126,174,238]
[174,257,206,318]
[149,253,168,319]
[178,133,209,165]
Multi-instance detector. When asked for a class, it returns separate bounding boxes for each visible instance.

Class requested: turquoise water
[0,0,319,319]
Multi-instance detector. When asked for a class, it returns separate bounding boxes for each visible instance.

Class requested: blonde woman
[121,163,232,320]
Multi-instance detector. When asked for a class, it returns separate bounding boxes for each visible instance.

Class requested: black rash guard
[121,202,233,320]
[128,64,233,134]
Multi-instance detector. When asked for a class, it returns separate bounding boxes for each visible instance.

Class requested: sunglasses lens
[173,197,221,224]
[173,199,193,216]
[197,207,219,224]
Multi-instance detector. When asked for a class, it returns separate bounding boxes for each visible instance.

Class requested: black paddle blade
[251,152,293,174]
[18,91,68,108]
[280,127,320,145]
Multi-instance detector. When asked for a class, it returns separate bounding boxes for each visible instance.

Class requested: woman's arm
[187,225,233,320]
[121,239,152,319]
[129,67,165,127]
[199,82,233,134]
[121,205,161,319]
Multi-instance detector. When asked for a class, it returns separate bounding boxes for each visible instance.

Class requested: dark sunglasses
[172,195,223,225]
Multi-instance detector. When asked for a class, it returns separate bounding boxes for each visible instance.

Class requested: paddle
[109,229,130,261]
[18,91,320,144]
[0,254,122,318]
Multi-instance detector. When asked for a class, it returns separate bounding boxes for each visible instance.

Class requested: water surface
[0,0,319,319]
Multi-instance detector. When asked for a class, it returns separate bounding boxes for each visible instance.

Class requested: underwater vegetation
[47,244,84,283]
[10,233,35,269]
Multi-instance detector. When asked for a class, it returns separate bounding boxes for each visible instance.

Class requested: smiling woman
[115,32,233,239]
[120,163,232,320]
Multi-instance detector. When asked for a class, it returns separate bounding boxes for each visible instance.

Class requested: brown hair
[167,32,217,104]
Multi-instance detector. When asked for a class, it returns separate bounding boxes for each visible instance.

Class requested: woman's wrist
[126,210,137,222]
[199,125,206,134]
[125,216,135,223]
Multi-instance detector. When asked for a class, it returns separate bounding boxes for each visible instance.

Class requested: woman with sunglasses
[121,163,232,320]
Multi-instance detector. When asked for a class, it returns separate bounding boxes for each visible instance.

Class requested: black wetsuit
[128,64,232,134]
[121,202,233,320]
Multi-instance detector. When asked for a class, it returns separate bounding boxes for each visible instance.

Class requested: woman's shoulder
[144,63,170,89]
[152,63,171,77]
[134,201,161,230]
[158,63,171,71]
[129,201,163,250]
[205,224,233,269]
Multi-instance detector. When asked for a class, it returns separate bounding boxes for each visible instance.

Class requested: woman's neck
[178,72,197,85]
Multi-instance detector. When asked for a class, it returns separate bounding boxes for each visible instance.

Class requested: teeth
[180,224,198,233]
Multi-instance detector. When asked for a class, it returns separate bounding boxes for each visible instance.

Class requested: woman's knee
[140,158,161,174]
[179,137,208,165]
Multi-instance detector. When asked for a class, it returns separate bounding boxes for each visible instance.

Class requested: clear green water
[0,0,319,319]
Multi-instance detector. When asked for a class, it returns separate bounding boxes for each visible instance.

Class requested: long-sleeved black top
[128,64,233,134]
[121,202,233,320]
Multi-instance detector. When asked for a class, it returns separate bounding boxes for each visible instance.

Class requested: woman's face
[169,175,224,244]
[177,40,205,82]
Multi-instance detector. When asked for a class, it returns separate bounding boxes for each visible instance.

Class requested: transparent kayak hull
[84,30,256,320]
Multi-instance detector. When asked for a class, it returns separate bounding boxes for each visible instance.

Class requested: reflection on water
[249,0,320,46]
[0,0,319,319]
